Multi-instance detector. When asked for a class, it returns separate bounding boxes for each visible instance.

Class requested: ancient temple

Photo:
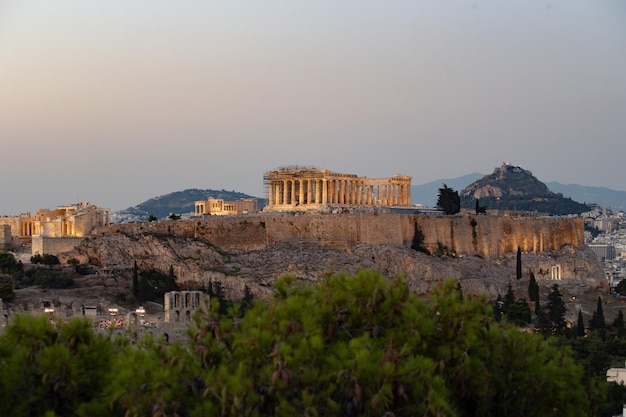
[0,201,110,239]
[264,166,412,212]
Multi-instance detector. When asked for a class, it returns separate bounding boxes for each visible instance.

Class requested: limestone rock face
[59,230,603,304]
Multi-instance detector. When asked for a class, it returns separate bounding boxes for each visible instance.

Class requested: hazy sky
[1,1,625,214]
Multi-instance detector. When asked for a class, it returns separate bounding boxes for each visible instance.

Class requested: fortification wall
[0,225,11,250]
[0,217,21,238]
[107,213,583,259]
[32,237,84,256]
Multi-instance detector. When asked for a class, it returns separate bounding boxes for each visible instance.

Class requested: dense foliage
[436,184,461,215]
[0,271,603,417]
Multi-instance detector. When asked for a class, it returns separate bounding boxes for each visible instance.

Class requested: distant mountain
[411,173,483,207]
[111,189,262,223]
[546,182,626,211]
[460,163,588,215]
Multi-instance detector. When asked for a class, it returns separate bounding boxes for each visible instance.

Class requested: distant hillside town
[584,204,626,288]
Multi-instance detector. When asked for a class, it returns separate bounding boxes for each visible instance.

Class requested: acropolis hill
[2,166,606,319]
[59,211,603,311]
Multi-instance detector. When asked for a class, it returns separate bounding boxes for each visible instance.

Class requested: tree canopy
[437,184,461,215]
[0,270,595,417]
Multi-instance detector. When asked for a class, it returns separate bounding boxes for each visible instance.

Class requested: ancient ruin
[164,290,209,323]
[263,166,412,212]
[194,197,258,216]
[0,201,110,255]
[0,201,110,239]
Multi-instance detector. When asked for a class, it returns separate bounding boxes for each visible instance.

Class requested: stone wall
[32,236,84,256]
[0,225,11,250]
[0,216,21,239]
[106,213,584,259]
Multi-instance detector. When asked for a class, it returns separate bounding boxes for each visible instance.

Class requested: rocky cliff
[103,212,585,259]
[53,213,602,307]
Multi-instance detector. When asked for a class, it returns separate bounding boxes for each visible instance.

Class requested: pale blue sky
[1,1,625,214]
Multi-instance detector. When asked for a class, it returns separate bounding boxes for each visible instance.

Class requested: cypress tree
[132,260,139,300]
[528,272,538,301]
[534,297,540,316]
[576,310,585,337]
[516,246,522,280]
[614,309,625,330]
[594,296,606,329]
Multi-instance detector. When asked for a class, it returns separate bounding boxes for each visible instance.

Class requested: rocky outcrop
[103,213,584,259]
[59,226,603,305]
[5,213,604,330]
[460,163,589,215]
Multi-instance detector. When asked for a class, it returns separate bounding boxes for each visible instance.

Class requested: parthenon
[264,166,412,212]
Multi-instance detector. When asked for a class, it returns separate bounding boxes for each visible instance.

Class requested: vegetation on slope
[460,164,589,215]
[119,188,260,220]
[2,270,620,417]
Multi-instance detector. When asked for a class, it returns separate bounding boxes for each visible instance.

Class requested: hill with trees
[460,163,589,215]
[112,188,262,222]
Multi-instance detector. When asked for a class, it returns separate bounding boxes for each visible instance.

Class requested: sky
[1,1,625,214]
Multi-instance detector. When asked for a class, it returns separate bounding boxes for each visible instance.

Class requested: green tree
[613,310,625,333]
[590,296,606,331]
[503,283,515,311]
[241,283,254,312]
[410,223,429,254]
[528,271,538,301]
[576,310,586,337]
[0,315,114,416]
[0,252,20,274]
[184,272,591,417]
[544,284,567,336]
[137,269,179,303]
[516,246,522,280]
[132,260,139,300]
[148,214,158,222]
[475,199,486,214]
[31,253,60,266]
[616,279,626,296]
[437,184,461,215]
[506,298,532,326]
[0,282,15,300]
